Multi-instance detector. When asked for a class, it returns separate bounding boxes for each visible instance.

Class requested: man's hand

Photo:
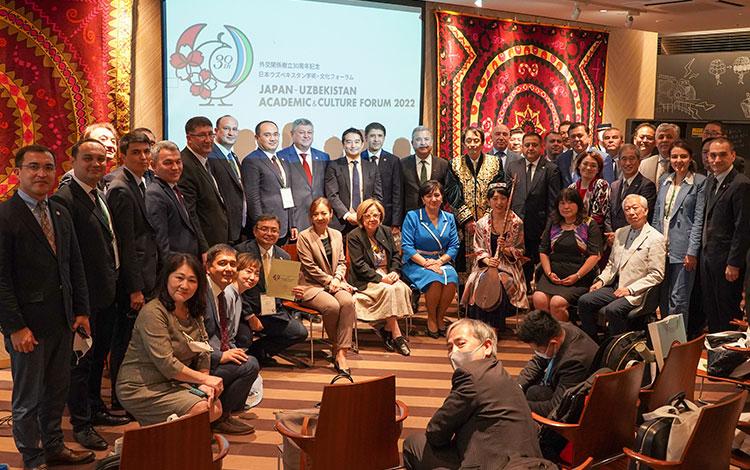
[10,327,38,353]
[345,213,358,225]
[726,265,741,282]
[614,287,630,298]
[290,227,299,241]
[683,255,697,272]
[130,291,145,311]
[589,280,603,292]
[72,315,91,336]
[248,315,264,332]
[220,348,248,365]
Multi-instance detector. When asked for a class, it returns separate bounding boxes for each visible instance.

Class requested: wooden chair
[532,363,644,468]
[640,335,704,412]
[119,411,229,470]
[275,374,409,470]
[731,419,750,469]
[624,390,747,470]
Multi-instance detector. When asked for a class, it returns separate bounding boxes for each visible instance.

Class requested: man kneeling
[402,319,541,469]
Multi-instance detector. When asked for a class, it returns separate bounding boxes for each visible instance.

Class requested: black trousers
[701,256,744,333]
[236,311,308,359]
[7,326,72,467]
[109,295,138,407]
[67,302,117,430]
[578,286,636,340]
[211,357,259,415]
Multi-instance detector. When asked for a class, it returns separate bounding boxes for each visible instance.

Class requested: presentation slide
[163,0,423,157]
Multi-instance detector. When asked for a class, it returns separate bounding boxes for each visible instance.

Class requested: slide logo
[169,24,253,105]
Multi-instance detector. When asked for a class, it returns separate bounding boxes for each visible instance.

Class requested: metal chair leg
[352,317,359,354]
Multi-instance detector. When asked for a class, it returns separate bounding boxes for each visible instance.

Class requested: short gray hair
[151,140,180,162]
[291,118,313,133]
[622,193,648,211]
[447,318,497,355]
[411,125,432,141]
[619,143,639,158]
[656,123,680,138]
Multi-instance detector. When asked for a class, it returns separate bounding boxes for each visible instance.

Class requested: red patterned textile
[436,11,608,161]
[0,0,133,200]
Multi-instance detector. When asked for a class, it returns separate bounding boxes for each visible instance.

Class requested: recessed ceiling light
[600,9,608,12]
[474,0,482,6]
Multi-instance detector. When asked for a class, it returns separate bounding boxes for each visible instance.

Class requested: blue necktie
[351,160,361,210]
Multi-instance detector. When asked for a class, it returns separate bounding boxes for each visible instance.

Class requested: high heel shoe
[392,336,411,356]
[334,361,352,376]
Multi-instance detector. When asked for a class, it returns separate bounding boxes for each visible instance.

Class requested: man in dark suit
[402,319,542,469]
[277,118,329,232]
[505,132,562,284]
[235,215,308,366]
[517,310,598,417]
[179,116,230,255]
[0,145,94,468]
[209,115,246,244]
[605,144,657,240]
[243,120,296,244]
[401,126,449,213]
[106,131,159,409]
[701,138,750,332]
[362,122,403,229]
[544,131,565,162]
[203,244,258,435]
[145,140,200,259]
[325,128,383,232]
[600,127,624,183]
[490,121,522,171]
[52,139,128,451]
[556,122,591,187]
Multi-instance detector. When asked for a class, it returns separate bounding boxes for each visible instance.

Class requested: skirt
[353,279,414,322]
[116,380,203,426]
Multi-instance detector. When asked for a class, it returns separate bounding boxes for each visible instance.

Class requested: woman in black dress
[532,188,602,321]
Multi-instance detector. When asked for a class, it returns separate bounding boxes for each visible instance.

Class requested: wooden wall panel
[132,0,163,138]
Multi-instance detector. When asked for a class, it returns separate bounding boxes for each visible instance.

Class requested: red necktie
[217,291,230,351]
[300,153,313,186]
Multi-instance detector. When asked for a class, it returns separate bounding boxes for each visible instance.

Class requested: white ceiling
[430,0,750,34]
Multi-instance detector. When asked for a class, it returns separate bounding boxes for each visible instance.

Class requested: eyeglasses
[21,163,56,173]
[188,132,216,139]
[256,226,280,234]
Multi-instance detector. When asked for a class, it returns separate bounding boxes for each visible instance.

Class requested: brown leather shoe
[45,445,95,465]
[213,415,255,435]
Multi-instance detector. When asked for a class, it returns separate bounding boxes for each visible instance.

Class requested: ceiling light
[600,9,608,12]
[474,0,482,6]
[571,2,581,20]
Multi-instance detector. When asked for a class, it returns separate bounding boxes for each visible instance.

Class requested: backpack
[594,331,657,387]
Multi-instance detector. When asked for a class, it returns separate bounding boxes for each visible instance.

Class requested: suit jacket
[234,239,291,315]
[145,176,200,260]
[242,149,294,238]
[505,157,562,240]
[639,154,671,185]
[51,180,118,311]
[426,358,542,466]
[607,173,657,232]
[277,145,329,231]
[106,168,159,297]
[178,147,229,252]
[492,148,522,174]
[602,152,617,183]
[208,144,245,242]
[702,168,750,267]
[555,149,577,187]
[346,225,401,291]
[362,150,403,227]
[652,172,706,263]
[598,222,665,306]
[0,193,89,338]
[203,283,243,370]
[324,157,383,230]
[400,154,449,213]
[517,322,598,417]
[296,227,347,301]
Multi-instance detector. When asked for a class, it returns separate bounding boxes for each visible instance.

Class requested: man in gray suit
[490,121,522,171]
[400,126,449,213]
[242,120,296,245]
[325,128,383,232]
[403,319,542,469]
[208,115,246,244]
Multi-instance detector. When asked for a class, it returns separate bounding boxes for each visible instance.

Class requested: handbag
[641,392,701,462]
[705,331,750,378]
[647,314,687,370]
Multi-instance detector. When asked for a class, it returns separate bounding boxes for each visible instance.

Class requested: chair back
[119,411,221,470]
[673,390,747,469]
[312,375,401,469]
[282,243,299,261]
[647,334,704,410]
[575,363,643,463]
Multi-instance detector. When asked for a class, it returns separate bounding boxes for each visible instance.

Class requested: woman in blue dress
[402,180,460,338]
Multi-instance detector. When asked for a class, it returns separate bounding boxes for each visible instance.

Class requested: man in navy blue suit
[362,122,403,230]
[277,118,329,231]
[556,122,593,187]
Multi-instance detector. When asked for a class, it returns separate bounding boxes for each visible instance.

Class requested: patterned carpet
[0,311,738,469]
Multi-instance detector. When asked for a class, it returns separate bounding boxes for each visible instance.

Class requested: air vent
[659,31,750,54]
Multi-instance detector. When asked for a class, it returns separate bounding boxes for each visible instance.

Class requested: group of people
[1,111,748,470]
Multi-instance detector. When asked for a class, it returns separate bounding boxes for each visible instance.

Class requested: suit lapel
[528,160,545,192]
[339,159,351,201]
[260,155,285,187]
[619,226,651,270]
[122,168,150,221]
[709,170,735,214]
[13,194,56,257]
[71,180,111,235]
[430,155,441,180]
[671,178,692,214]
[312,229,332,273]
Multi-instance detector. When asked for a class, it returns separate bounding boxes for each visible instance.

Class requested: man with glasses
[178,116,230,256]
[400,126,449,213]
[209,115,247,244]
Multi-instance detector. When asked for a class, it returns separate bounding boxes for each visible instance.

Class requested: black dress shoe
[258,355,280,368]
[378,327,395,352]
[45,445,95,465]
[438,328,447,337]
[74,426,108,451]
[92,410,131,426]
[425,328,441,339]
[393,336,411,356]
[334,361,352,377]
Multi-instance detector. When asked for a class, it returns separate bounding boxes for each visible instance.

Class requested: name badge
[281,187,294,209]
[260,294,277,315]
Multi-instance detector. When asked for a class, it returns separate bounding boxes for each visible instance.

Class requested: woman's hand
[684,255,697,272]
[341,281,357,293]
[380,272,399,285]
[423,258,439,268]
[427,264,444,274]
[203,375,224,396]
[198,384,215,403]
[548,272,562,284]
[291,286,305,301]
[328,277,341,293]
[559,274,579,286]
[485,257,501,268]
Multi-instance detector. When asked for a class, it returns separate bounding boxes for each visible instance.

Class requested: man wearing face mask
[516,310,597,417]
[402,319,541,469]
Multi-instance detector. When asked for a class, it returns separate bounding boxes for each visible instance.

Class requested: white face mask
[533,342,556,360]
[449,343,486,370]
[73,330,93,365]
[182,331,213,353]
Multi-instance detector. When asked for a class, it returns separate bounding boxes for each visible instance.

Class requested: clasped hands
[199,375,224,403]
[328,277,356,294]
[423,258,444,274]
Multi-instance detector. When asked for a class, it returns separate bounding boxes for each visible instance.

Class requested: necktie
[228,151,240,179]
[300,153,313,186]
[372,155,379,166]
[351,160,362,210]
[92,189,119,268]
[35,200,56,254]
[621,180,630,199]
[526,162,533,189]
[217,291,230,352]
[270,155,284,185]
[138,180,146,199]
[263,251,272,279]
[91,189,111,227]
[173,185,189,219]
[419,159,428,184]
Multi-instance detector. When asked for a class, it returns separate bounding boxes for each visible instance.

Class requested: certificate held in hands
[265,258,301,300]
